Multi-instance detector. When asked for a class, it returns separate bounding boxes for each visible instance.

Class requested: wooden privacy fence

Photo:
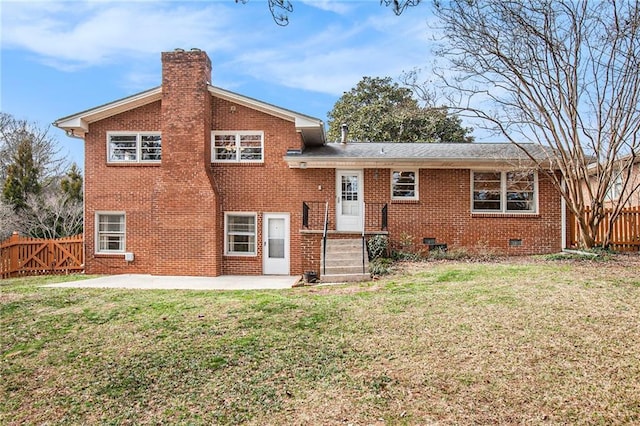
[1,233,84,279]
[570,206,640,251]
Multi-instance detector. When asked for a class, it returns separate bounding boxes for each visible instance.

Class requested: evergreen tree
[2,137,41,209]
[60,163,83,202]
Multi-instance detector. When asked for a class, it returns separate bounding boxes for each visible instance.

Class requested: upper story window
[107,132,161,163]
[212,131,264,163]
[472,170,537,213]
[391,170,418,200]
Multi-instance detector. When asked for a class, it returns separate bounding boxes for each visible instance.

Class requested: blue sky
[1,0,452,168]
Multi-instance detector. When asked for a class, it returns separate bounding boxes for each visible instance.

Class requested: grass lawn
[2,256,640,425]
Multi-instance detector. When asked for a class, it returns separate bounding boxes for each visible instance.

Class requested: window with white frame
[225,213,257,255]
[212,131,264,162]
[107,133,161,163]
[606,173,623,201]
[96,213,125,253]
[472,171,537,213]
[391,170,418,200]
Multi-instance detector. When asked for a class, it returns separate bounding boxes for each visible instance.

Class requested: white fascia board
[209,85,325,145]
[295,116,323,128]
[54,87,162,136]
[285,158,544,169]
[208,86,323,127]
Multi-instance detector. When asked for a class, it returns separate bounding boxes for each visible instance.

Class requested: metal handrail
[362,202,366,274]
[302,202,309,228]
[322,201,329,276]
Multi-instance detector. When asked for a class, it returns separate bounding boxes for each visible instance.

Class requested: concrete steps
[320,238,370,283]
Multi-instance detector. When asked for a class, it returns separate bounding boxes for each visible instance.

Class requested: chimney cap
[190,48,201,52]
[174,48,185,52]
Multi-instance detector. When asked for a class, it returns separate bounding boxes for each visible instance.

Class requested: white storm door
[263,213,290,275]
[336,170,364,232]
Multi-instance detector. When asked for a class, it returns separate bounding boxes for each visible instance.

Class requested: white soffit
[54,87,162,137]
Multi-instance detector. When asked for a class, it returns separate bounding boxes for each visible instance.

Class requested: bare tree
[0,199,19,241]
[22,190,83,239]
[0,112,66,183]
[235,0,422,26]
[0,113,81,239]
[382,0,423,15]
[432,0,640,248]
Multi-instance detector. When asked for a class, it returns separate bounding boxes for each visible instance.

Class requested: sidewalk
[44,274,301,290]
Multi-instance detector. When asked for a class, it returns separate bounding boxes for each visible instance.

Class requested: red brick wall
[210,97,335,275]
[83,50,221,276]
[84,101,163,275]
[154,50,219,276]
[82,50,564,277]
[295,167,562,273]
[362,168,562,255]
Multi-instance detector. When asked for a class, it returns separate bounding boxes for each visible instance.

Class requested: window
[225,213,257,255]
[96,213,125,253]
[472,171,536,213]
[391,170,418,200]
[606,174,623,201]
[108,133,161,163]
[212,131,264,162]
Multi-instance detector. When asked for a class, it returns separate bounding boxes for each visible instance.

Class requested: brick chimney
[161,48,212,167]
[151,49,221,276]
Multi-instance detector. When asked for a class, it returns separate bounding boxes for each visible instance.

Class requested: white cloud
[298,0,353,15]
[1,1,233,70]
[230,7,435,96]
[2,0,437,97]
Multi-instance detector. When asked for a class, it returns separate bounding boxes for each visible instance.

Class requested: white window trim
[95,211,126,254]
[391,169,419,201]
[224,212,258,256]
[212,131,264,163]
[471,170,538,214]
[107,131,162,164]
[606,173,623,201]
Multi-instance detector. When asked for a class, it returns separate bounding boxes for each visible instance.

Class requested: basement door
[263,213,290,275]
[336,170,364,232]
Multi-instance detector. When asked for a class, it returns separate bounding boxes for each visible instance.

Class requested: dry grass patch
[2,256,640,424]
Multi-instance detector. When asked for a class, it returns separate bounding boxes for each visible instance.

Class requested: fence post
[9,232,20,278]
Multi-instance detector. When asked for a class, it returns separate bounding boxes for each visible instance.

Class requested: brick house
[585,156,640,208]
[55,49,565,279]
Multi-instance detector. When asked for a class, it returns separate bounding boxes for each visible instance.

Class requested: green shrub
[367,234,389,260]
[369,257,394,276]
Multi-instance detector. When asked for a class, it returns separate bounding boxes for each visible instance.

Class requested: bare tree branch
[22,190,83,239]
[433,0,640,248]
[0,112,66,183]
[236,0,422,26]
[381,0,423,15]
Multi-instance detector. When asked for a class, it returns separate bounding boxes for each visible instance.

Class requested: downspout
[561,176,567,250]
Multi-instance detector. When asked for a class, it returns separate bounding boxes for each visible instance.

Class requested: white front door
[263,213,290,275]
[336,170,364,232]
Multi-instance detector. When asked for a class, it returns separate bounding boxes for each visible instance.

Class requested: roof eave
[284,156,548,169]
[54,87,162,138]
[208,85,325,146]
